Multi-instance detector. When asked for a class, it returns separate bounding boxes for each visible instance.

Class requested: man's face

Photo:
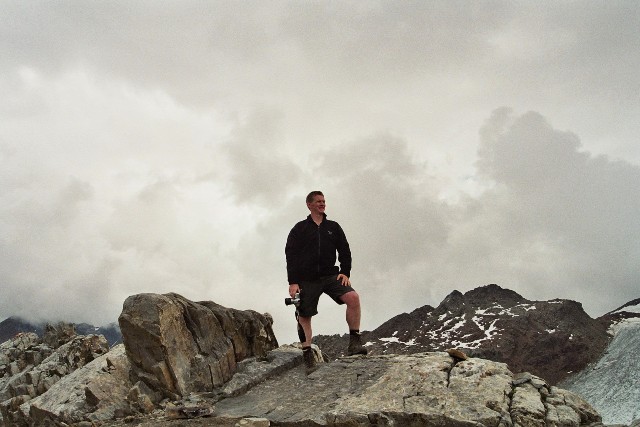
[307,195,326,215]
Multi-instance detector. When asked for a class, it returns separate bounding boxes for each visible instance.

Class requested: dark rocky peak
[408,303,434,317]
[369,312,416,340]
[433,289,465,314]
[463,283,525,307]
[316,283,609,385]
[434,284,527,316]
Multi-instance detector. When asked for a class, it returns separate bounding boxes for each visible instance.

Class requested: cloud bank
[1,2,638,343]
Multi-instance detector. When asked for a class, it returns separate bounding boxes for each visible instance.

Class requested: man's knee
[298,316,312,325]
[341,291,360,307]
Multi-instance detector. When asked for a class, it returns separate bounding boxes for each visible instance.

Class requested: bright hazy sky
[1,1,639,344]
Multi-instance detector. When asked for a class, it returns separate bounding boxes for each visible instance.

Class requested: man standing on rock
[285,191,367,374]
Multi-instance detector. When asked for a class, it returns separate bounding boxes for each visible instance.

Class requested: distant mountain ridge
[0,316,121,347]
[316,283,611,385]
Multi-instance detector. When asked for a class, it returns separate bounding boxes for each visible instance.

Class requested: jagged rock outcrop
[0,323,109,426]
[118,292,279,399]
[26,344,133,426]
[316,284,610,385]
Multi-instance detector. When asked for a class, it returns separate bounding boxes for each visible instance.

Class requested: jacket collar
[306,213,327,223]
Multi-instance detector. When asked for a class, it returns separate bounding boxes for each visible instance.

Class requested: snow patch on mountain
[379,336,417,346]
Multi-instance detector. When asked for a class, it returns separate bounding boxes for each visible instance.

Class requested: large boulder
[117,293,278,398]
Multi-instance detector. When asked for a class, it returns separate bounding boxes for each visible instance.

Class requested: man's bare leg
[340,291,361,330]
[297,315,318,373]
[298,316,313,347]
[340,291,367,355]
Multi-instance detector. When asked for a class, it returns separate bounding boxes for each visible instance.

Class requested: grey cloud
[102,178,181,253]
[224,108,304,205]
[468,108,640,314]
[0,175,102,322]
[1,2,638,344]
[281,2,507,81]
[316,133,449,271]
[3,176,92,232]
[477,108,640,247]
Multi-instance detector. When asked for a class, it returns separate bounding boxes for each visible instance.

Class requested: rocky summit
[0,291,605,427]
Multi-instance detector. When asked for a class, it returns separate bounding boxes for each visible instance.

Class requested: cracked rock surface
[203,352,601,426]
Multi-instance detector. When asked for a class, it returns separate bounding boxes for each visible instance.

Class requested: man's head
[306,191,325,215]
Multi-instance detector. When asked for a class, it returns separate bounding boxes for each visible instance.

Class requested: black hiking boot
[302,346,318,375]
[347,332,368,356]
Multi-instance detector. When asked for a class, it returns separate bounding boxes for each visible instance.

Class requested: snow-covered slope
[560,302,640,425]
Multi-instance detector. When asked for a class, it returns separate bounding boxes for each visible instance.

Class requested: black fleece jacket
[285,214,352,284]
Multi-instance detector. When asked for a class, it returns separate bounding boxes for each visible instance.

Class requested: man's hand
[337,274,351,286]
[289,284,300,297]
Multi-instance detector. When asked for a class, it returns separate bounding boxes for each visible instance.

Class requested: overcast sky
[1,1,639,344]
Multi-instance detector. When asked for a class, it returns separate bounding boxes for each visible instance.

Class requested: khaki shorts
[298,275,355,317]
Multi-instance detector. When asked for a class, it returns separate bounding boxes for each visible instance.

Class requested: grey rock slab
[214,352,514,426]
[210,352,600,427]
[220,345,303,398]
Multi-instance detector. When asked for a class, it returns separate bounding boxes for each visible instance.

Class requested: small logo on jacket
[327,231,333,235]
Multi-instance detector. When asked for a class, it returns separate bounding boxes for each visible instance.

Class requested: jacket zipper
[317,223,321,275]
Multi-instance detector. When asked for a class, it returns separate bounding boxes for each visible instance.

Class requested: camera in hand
[284,292,300,307]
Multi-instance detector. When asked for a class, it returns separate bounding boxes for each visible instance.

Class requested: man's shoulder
[324,219,340,227]
[322,218,345,232]
[290,216,312,230]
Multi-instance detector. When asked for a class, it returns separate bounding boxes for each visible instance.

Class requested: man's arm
[336,224,352,279]
[285,225,302,286]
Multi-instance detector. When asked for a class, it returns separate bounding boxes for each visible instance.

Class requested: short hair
[306,191,324,204]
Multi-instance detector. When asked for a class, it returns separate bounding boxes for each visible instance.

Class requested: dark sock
[350,330,360,335]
